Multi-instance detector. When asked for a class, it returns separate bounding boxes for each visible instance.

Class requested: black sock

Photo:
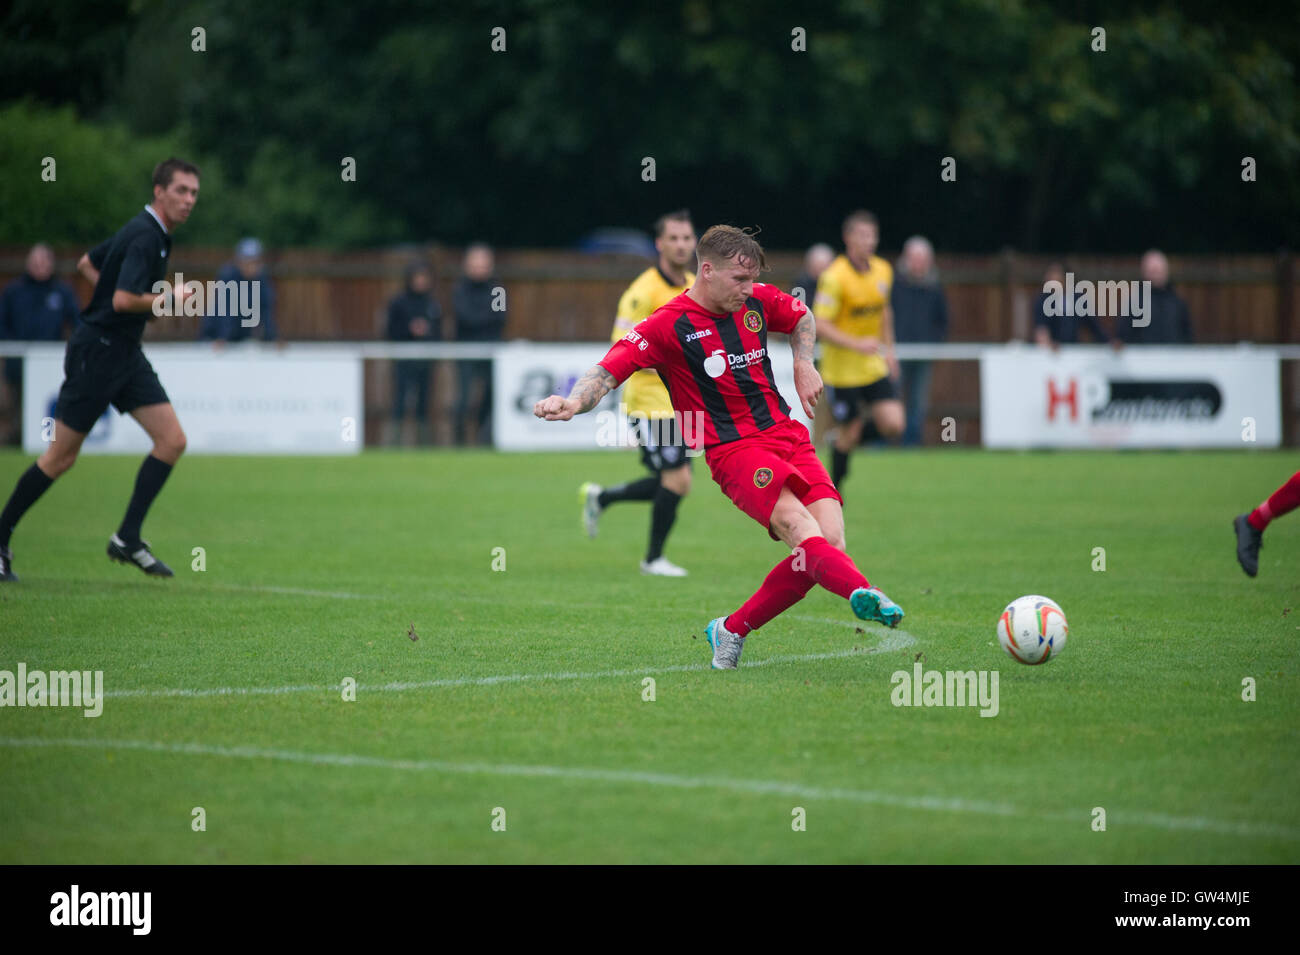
[117,455,173,545]
[598,476,658,509]
[646,486,683,561]
[859,419,883,444]
[0,463,55,549]
[831,448,849,487]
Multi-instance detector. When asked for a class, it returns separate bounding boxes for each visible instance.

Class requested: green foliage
[1,0,1297,250]
[0,101,193,245]
[0,101,384,248]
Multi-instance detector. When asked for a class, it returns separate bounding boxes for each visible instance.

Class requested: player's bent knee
[154,431,187,461]
[663,467,691,496]
[37,451,75,479]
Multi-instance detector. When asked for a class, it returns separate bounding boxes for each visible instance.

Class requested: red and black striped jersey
[598,282,808,449]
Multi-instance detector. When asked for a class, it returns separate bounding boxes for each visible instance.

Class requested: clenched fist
[534,395,578,421]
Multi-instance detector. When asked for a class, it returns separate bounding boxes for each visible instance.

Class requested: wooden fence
[2,246,1297,445]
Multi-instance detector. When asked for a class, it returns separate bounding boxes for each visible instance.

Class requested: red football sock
[1249,470,1300,531]
[726,554,815,637]
[796,535,870,600]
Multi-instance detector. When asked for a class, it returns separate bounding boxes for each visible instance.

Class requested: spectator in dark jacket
[199,237,279,344]
[890,236,948,446]
[386,261,441,444]
[1034,261,1113,348]
[791,243,834,309]
[1116,249,1193,344]
[452,244,505,445]
[0,243,80,443]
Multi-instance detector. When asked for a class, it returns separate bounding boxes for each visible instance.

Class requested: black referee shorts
[55,327,170,434]
[631,415,692,474]
[827,378,899,424]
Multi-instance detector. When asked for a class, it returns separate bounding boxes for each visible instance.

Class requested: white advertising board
[22,344,362,454]
[980,346,1280,448]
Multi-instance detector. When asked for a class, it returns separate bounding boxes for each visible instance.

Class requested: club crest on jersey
[743,310,763,332]
[753,467,774,488]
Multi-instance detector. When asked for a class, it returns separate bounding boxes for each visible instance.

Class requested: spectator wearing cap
[199,237,278,344]
[0,243,81,444]
[386,261,442,445]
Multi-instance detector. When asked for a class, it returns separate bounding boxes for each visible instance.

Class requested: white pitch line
[1,734,1294,842]
[101,633,917,700]
[199,584,912,629]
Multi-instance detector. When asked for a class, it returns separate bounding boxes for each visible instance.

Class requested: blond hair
[696,225,768,272]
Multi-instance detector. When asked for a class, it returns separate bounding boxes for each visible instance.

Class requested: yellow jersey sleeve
[877,258,894,301]
[813,265,843,324]
[609,267,693,419]
[612,273,656,342]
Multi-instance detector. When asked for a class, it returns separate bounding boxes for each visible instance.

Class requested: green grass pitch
[1,447,1297,863]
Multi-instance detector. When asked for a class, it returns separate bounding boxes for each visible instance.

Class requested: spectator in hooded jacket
[386,261,442,444]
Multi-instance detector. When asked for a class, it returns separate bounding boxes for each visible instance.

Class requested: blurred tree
[1,0,1296,251]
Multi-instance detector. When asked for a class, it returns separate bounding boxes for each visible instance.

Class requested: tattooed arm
[533,364,619,421]
[790,309,817,364]
[790,310,824,418]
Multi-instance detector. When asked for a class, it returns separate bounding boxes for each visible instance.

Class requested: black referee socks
[0,463,55,548]
[117,454,174,546]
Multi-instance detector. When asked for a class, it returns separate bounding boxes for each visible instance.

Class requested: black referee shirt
[81,208,172,344]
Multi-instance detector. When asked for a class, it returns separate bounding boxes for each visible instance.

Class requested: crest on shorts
[743,310,763,332]
[753,467,773,488]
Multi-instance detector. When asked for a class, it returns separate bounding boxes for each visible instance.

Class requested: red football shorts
[705,418,842,539]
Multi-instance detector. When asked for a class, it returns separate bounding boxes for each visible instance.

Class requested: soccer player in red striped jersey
[534,225,904,669]
[1234,470,1300,577]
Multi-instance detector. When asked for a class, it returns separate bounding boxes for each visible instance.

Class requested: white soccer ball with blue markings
[997,595,1068,665]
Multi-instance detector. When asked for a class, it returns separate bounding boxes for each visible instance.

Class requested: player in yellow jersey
[813,210,904,492]
[580,210,697,576]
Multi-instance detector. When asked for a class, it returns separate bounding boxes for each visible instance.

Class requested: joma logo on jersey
[683,328,713,342]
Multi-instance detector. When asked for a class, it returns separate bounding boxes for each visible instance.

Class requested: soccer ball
[997,595,1068,665]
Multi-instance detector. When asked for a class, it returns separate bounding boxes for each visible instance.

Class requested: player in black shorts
[827,379,900,439]
[0,158,200,582]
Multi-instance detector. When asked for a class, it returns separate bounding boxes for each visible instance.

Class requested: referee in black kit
[0,158,200,581]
